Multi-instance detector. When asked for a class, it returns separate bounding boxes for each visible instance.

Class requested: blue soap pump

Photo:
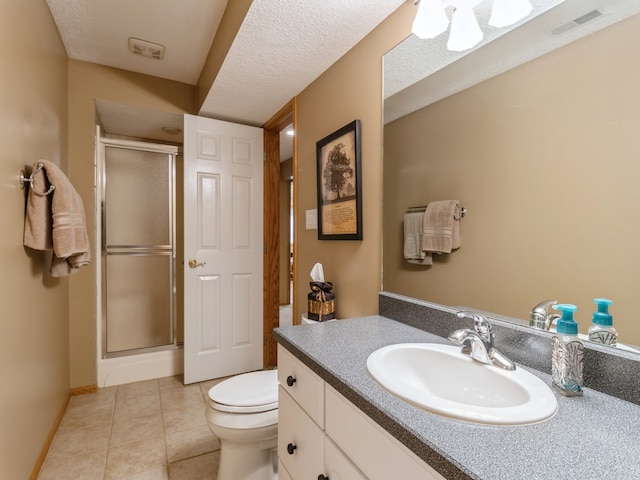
[551,304,584,396]
[588,298,617,346]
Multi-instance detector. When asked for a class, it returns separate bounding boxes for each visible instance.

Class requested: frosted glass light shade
[447,3,483,51]
[489,0,533,28]
[412,0,449,40]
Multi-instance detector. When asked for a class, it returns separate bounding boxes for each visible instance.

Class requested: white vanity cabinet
[277,345,446,480]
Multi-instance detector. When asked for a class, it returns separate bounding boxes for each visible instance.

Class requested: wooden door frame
[262,98,296,368]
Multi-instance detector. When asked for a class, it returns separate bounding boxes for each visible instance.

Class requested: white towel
[422,200,461,254]
[404,212,433,265]
[23,160,90,276]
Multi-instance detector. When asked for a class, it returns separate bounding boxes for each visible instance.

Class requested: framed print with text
[316,120,362,240]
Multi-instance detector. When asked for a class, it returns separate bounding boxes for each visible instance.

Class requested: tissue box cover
[307,281,335,321]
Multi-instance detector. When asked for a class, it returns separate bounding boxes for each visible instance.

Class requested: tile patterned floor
[38,375,226,480]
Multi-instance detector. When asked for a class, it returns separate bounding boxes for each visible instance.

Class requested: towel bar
[407,205,466,219]
[20,163,56,196]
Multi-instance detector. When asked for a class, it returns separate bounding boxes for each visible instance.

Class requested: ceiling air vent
[551,10,603,36]
[128,37,165,60]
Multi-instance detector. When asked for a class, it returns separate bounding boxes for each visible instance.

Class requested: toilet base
[207,416,278,480]
[217,435,278,480]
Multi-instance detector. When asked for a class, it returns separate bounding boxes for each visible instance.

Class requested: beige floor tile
[160,385,204,410]
[111,412,165,446]
[168,451,220,480]
[165,424,220,463]
[115,391,161,420]
[158,375,185,392]
[117,379,159,400]
[68,387,117,409]
[58,402,114,431]
[38,449,107,480]
[162,403,207,434]
[105,435,167,480]
[47,422,112,460]
[117,465,169,480]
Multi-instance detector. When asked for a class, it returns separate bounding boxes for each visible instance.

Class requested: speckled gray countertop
[273,316,640,480]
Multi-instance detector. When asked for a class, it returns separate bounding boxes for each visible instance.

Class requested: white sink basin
[367,343,557,425]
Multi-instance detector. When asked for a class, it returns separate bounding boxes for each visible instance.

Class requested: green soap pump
[588,298,617,346]
[551,304,584,396]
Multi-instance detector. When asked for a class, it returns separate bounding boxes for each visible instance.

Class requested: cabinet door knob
[286,375,297,387]
[287,443,297,455]
[318,475,329,480]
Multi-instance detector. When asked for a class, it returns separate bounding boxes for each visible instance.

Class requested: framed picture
[316,120,362,240]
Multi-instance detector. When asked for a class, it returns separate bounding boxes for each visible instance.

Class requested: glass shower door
[102,144,176,357]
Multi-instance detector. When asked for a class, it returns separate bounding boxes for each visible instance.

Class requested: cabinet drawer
[277,344,324,427]
[325,385,446,480]
[278,386,324,479]
[324,436,367,480]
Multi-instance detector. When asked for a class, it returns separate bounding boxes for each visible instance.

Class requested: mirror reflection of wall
[382,12,640,349]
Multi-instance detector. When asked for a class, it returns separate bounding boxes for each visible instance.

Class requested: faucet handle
[456,311,494,345]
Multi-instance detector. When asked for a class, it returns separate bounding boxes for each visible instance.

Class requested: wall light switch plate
[305,209,318,230]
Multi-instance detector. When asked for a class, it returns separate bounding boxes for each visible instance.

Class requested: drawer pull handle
[286,375,297,387]
[287,443,297,455]
[318,475,329,480]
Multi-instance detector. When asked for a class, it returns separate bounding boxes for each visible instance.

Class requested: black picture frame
[316,120,362,240]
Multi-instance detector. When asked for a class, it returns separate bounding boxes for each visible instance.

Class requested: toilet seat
[208,369,278,414]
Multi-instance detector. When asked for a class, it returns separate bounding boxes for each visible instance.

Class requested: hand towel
[404,211,433,265]
[23,160,90,276]
[422,200,461,254]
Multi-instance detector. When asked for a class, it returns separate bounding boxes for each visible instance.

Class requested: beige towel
[404,211,433,265]
[422,200,461,254]
[23,160,90,276]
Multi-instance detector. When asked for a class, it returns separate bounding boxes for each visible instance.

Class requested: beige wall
[67,61,197,387]
[294,3,413,322]
[0,1,69,478]
[383,14,640,344]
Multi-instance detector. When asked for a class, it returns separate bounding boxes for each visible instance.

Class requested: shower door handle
[188,259,206,269]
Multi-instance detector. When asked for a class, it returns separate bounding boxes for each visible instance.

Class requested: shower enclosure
[99,137,178,358]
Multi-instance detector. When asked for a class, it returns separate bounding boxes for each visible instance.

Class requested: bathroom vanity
[277,345,443,479]
[274,294,640,479]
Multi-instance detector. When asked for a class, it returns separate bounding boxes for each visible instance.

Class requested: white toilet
[206,369,279,480]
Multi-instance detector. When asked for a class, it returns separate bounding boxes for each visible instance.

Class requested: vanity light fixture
[412,0,533,52]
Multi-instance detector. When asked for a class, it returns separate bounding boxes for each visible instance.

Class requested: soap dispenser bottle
[588,298,617,346]
[551,304,584,397]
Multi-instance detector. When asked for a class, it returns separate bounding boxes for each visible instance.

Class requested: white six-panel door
[183,114,263,384]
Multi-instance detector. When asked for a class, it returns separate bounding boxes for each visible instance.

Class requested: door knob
[287,443,297,455]
[188,259,206,268]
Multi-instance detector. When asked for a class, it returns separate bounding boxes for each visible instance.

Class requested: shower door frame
[98,134,178,359]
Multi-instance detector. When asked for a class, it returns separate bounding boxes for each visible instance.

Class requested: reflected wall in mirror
[382,9,640,350]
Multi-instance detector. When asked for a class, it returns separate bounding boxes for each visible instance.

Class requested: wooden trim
[262,98,296,368]
[30,384,97,479]
[70,384,98,395]
[30,392,71,479]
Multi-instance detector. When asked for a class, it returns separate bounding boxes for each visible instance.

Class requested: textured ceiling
[46,0,405,142]
[199,0,406,126]
[45,0,227,85]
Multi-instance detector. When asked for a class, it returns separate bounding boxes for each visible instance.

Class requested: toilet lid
[208,369,278,413]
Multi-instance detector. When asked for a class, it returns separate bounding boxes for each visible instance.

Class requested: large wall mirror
[382,0,640,351]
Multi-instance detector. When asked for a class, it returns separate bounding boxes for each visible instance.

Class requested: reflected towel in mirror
[404,211,433,265]
[422,200,461,254]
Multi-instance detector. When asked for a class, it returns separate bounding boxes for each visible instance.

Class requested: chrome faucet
[529,299,561,331]
[448,311,516,370]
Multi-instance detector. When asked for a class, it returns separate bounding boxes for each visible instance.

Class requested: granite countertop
[274,316,640,480]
